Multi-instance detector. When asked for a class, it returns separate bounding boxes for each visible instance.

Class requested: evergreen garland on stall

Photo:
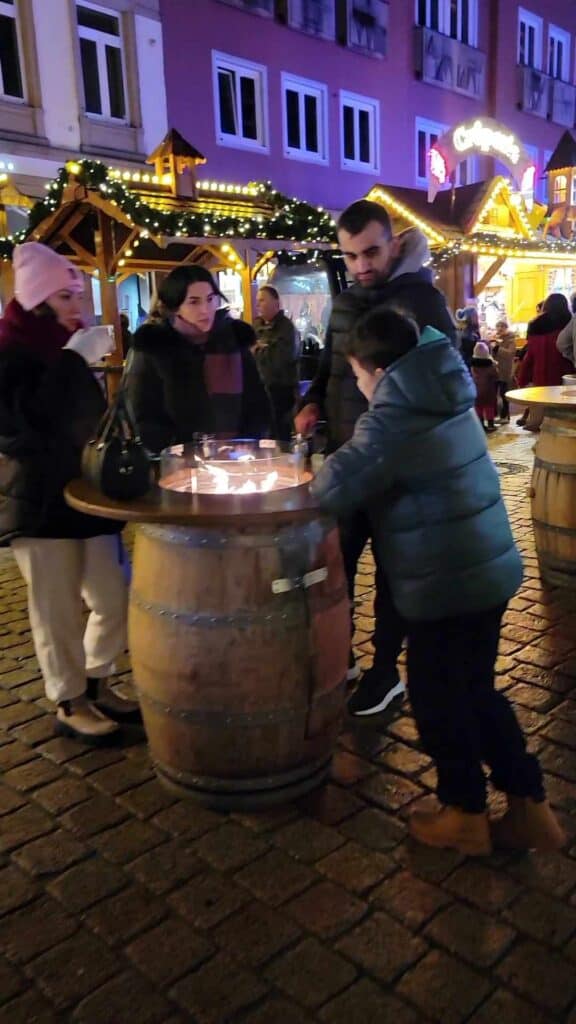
[0,160,337,259]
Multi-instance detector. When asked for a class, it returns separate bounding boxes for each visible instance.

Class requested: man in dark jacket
[295,199,455,715]
[253,286,299,445]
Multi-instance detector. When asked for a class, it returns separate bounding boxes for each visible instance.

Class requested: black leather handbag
[82,364,151,501]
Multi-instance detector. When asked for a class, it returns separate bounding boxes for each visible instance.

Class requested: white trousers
[12,535,128,704]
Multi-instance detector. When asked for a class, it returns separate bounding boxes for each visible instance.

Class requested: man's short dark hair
[337,200,392,240]
[258,285,280,301]
[345,307,419,370]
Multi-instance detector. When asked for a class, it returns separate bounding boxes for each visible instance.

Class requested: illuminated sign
[428,117,534,202]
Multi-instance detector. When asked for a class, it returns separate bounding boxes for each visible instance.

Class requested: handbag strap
[95,347,141,445]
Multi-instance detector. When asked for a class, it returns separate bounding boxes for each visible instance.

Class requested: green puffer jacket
[310,328,523,621]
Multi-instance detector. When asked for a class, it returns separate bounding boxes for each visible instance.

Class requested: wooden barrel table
[507,387,576,587]
[66,479,350,809]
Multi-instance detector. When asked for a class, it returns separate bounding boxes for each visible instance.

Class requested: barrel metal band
[533,517,576,536]
[534,457,576,475]
[272,566,328,594]
[140,522,326,550]
[155,753,332,791]
[131,589,303,628]
[136,677,347,725]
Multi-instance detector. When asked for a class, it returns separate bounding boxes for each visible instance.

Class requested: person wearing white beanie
[0,242,139,742]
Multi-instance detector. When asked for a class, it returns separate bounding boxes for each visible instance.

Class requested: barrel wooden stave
[129,517,349,806]
[531,411,576,586]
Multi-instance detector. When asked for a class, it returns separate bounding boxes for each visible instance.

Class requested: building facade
[160,0,576,211]
[0,0,168,201]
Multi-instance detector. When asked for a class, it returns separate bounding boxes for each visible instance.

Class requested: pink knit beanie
[13,242,83,311]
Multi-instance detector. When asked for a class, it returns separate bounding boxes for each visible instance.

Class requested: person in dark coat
[0,243,137,744]
[311,308,565,857]
[126,266,271,453]
[470,341,498,432]
[519,292,572,431]
[455,306,481,367]
[253,285,299,447]
[294,199,455,715]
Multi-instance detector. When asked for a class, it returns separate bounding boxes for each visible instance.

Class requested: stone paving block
[11,717,56,746]
[33,776,93,814]
[59,794,128,838]
[68,747,126,776]
[241,996,313,1024]
[89,817,166,864]
[212,901,301,967]
[330,750,377,786]
[126,915,213,986]
[376,742,431,777]
[318,978,420,1024]
[0,952,26,1004]
[0,701,44,730]
[116,779,176,819]
[392,840,464,884]
[0,784,24,817]
[128,838,204,894]
[88,758,154,795]
[83,879,166,944]
[35,736,91,764]
[0,740,38,770]
[396,949,493,1024]
[0,864,37,916]
[424,903,516,968]
[296,783,364,825]
[335,910,427,983]
[539,743,576,783]
[46,857,127,912]
[0,988,60,1022]
[544,772,576,812]
[543,718,576,748]
[265,937,356,1010]
[504,888,576,946]
[316,841,396,894]
[151,801,222,838]
[355,772,424,813]
[0,667,41,690]
[444,862,521,910]
[272,818,345,863]
[468,988,551,1024]
[170,951,268,1020]
[0,804,53,852]
[286,880,367,939]
[72,970,173,1024]
[169,869,251,929]
[0,895,77,962]
[193,822,270,872]
[11,829,89,877]
[235,849,317,907]
[339,807,405,852]
[369,869,452,929]
[506,682,559,713]
[2,758,62,792]
[28,928,121,1010]
[496,939,576,1014]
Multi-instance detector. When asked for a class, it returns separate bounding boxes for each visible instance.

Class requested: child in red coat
[471,342,498,432]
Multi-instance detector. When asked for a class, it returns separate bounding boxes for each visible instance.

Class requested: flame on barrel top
[204,464,279,494]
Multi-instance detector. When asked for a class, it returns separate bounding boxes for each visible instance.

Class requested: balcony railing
[217,0,274,13]
[518,66,576,127]
[414,26,486,101]
[343,0,389,57]
[287,0,335,41]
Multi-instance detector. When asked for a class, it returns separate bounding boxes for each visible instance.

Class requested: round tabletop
[65,477,321,527]
[506,386,576,408]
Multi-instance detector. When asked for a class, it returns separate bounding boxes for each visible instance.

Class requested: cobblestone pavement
[1,425,576,1023]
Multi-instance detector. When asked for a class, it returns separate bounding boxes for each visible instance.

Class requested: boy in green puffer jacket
[311,308,564,856]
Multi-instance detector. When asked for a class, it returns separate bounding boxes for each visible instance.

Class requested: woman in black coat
[126,266,271,453]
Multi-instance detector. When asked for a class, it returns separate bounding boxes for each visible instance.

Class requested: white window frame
[0,0,25,102]
[212,50,269,153]
[339,90,380,174]
[548,23,570,82]
[517,8,543,70]
[76,1,128,122]
[281,72,328,165]
[415,116,473,187]
[415,0,478,47]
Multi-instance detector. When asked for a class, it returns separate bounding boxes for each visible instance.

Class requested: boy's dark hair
[337,200,392,240]
[159,266,223,312]
[345,307,419,370]
[258,284,280,301]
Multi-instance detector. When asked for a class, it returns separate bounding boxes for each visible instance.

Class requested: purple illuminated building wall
[160,0,576,211]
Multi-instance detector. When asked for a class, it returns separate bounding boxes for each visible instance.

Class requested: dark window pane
[0,14,23,98]
[77,6,120,35]
[430,0,440,31]
[528,25,535,66]
[519,22,526,64]
[358,108,370,163]
[286,89,300,149]
[240,75,257,139]
[106,45,125,118]
[417,0,426,27]
[449,0,457,39]
[304,93,318,152]
[417,130,426,179]
[80,37,102,114]
[343,104,355,160]
[461,0,470,43]
[459,159,468,185]
[218,70,236,135]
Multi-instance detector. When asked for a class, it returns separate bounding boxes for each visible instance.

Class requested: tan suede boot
[491,796,566,851]
[409,806,492,856]
[55,696,120,745]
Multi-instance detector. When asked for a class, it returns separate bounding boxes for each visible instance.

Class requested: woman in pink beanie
[0,242,139,742]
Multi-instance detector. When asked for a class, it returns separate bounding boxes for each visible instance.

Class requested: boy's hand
[294,403,320,435]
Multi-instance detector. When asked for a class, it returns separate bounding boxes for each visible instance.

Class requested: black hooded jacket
[300,229,456,450]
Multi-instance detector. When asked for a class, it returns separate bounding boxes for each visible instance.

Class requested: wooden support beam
[473,256,506,297]
[95,212,123,389]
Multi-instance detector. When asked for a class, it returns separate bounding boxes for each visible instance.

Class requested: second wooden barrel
[531,408,576,587]
[129,514,350,808]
